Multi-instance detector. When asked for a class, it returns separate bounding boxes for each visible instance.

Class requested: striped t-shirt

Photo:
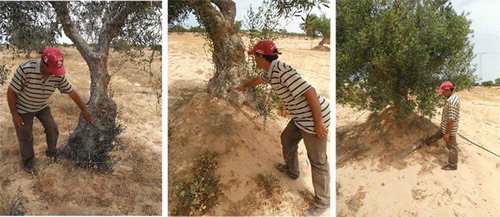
[440,93,460,135]
[260,60,330,134]
[9,59,74,114]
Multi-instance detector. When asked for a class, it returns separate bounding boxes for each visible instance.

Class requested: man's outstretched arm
[68,91,94,123]
[234,76,265,92]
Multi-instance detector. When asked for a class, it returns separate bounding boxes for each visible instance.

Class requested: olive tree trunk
[50,1,140,169]
[191,0,248,105]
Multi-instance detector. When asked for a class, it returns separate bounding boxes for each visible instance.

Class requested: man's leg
[35,106,59,157]
[446,135,458,166]
[14,112,36,169]
[301,131,330,209]
[422,130,444,145]
[280,120,302,177]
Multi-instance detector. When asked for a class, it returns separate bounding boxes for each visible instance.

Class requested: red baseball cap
[42,47,66,76]
[437,81,454,94]
[247,41,282,55]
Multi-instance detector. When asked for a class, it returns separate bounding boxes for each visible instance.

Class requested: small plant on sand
[206,110,234,135]
[255,173,282,197]
[0,62,10,86]
[0,193,27,215]
[172,150,222,216]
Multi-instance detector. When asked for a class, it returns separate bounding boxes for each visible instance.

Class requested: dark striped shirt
[260,60,330,134]
[441,94,460,135]
[9,59,74,114]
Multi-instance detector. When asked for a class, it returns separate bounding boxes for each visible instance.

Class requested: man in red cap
[420,81,460,170]
[6,47,93,173]
[235,41,330,216]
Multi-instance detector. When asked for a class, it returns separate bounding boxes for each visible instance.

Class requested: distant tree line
[168,22,308,37]
[479,78,500,87]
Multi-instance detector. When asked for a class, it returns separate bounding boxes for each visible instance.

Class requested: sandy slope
[168,33,331,216]
[336,88,500,217]
[0,48,161,215]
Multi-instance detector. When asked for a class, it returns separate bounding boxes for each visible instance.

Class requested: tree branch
[211,0,236,24]
[191,0,229,34]
[97,2,142,54]
[49,1,97,61]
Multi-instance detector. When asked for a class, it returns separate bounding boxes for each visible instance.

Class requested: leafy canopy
[337,0,477,120]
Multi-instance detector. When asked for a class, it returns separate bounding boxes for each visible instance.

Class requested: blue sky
[449,0,500,82]
[178,0,332,33]
[53,1,500,82]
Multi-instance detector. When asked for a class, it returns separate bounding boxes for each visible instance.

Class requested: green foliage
[255,173,282,197]
[188,25,204,33]
[272,0,330,18]
[482,80,494,87]
[0,62,10,86]
[172,150,221,216]
[61,119,124,171]
[244,1,284,119]
[495,78,500,86]
[0,1,61,57]
[337,0,477,120]
[233,20,242,33]
[167,0,193,25]
[168,24,188,33]
[300,13,330,38]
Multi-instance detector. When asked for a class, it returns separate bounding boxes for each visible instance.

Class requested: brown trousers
[423,130,458,166]
[281,120,330,208]
[14,106,59,165]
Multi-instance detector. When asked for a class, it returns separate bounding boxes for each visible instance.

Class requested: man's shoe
[23,160,35,174]
[441,164,457,171]
[275,163,299,180]
[301,204,328,216]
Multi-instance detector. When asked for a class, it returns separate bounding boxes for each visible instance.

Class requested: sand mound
[336,108,447,170]
[168,93,329,216]
[311,45,330,52]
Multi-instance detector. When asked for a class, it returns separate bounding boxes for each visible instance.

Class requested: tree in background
[495,78,500,86]
[481,80,494,87]
[337,0,477,121]
[0,2,61,58]
[300,13,330,47]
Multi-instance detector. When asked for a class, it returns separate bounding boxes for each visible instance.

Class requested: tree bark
[191,0,248,105]
[319,37,330,46]
[50,1,141,169]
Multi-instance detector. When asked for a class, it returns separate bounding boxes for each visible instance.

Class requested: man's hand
[234,84,245,92]
[82,109,94,123]
[12,113,24,128]
[315,121,328,138]
[443,133,449,143]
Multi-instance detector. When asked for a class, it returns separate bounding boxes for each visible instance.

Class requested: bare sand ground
[0,48,161,215]
[168,33,331,216]
[336,87,500,216]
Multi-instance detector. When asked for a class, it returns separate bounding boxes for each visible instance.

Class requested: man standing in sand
[7,47,93,174]
[235,41,330,216]
[421,81,460,171]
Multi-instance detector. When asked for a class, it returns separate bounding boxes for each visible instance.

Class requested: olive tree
[337,0,477,120]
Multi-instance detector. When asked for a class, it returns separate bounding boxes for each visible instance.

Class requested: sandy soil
[336,87,500,216]
[0,47,162,215]
[168,33,331,216]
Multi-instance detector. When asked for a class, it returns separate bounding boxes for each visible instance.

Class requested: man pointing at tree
[235,41,330,216]
[7,47,93,174]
